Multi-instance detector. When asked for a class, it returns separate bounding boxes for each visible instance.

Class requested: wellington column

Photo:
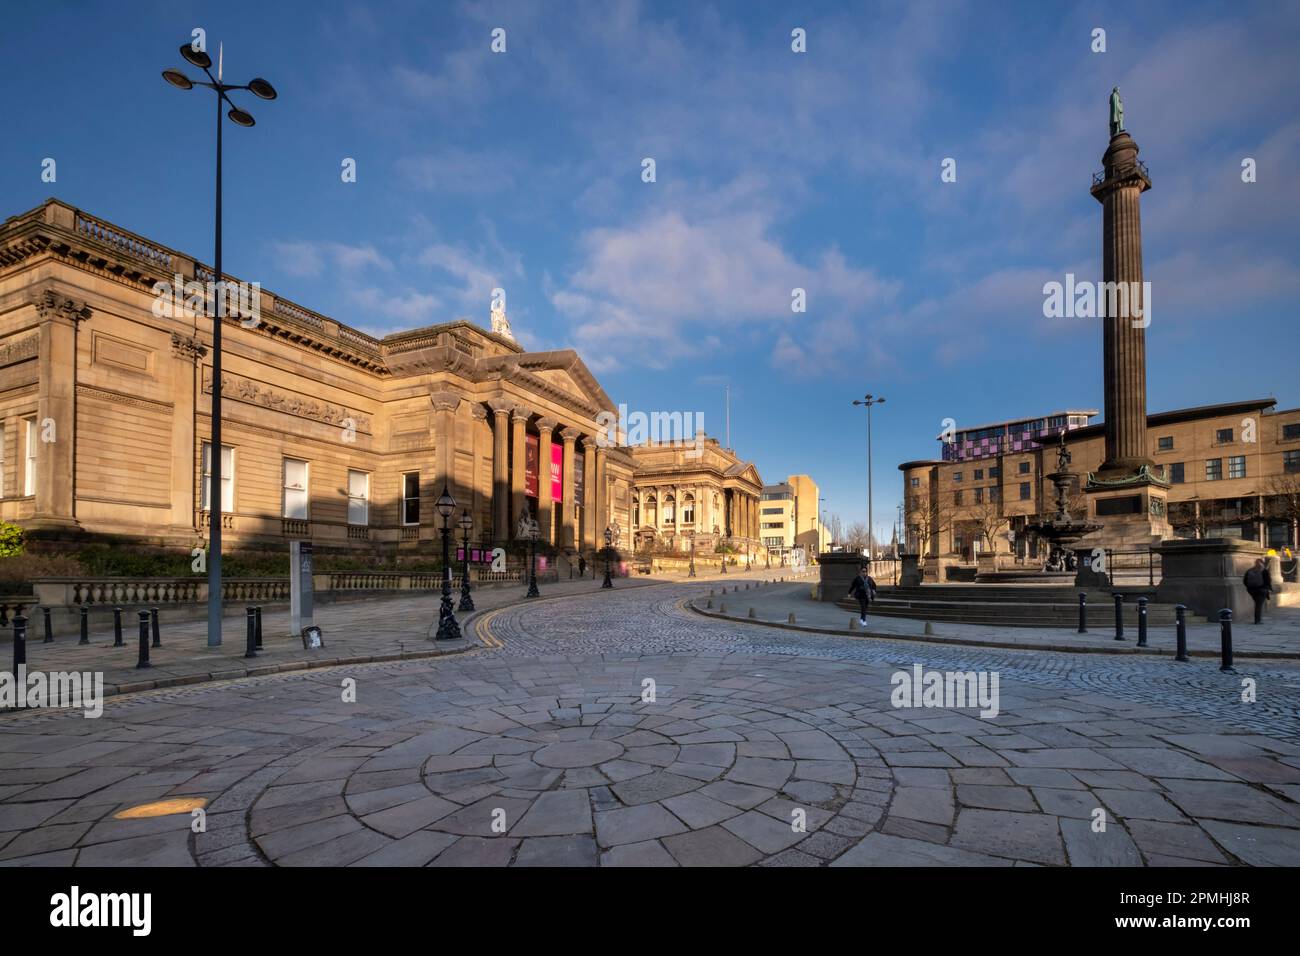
[1082,89,1170,546]
[1089,88,1153,479]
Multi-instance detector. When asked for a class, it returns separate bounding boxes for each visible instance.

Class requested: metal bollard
[1112,593,1125,641]
[1137,597,1148,648]
[113,607,124,647]
[245,607,258,658]
[150,607,161,648]
[254,606,263,649]
[136,610,152,669]
[1077,592,1087,633]
[1174,605,1189,662]
[79,604,90,645]
[1218,609,1234,672]
[42,606,53,644]
[12,614,27,673]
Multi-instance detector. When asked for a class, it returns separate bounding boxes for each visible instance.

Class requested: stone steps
[838,587,1206,628]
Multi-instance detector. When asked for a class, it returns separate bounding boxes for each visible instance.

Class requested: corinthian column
[582,436,597,551]
[510,406,530,535]
[560,426,580,548]
[536,417,557,544]
[489,400,513,543]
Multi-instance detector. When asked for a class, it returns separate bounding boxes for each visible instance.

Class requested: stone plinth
[817,552,862,603]
[1154,537,1267,620]
[899,554,922,587]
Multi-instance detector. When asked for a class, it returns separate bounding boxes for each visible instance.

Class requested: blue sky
[3,0,1298,542]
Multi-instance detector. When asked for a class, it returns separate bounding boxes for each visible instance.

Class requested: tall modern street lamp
[458,510,475,613]
[435,485,461,640]
[163,42,276,647]
[852,394,886,563]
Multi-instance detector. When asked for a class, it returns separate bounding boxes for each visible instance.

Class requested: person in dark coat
[1243,558,1273,624]
[847,566,878,625]
[578,555,587,578]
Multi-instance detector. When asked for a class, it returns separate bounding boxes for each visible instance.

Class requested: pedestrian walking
[847,565,878,626]
[578,555,587,579]
[1243,558,1273,624]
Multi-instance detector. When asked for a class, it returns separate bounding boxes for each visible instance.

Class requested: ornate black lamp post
[435,485,461,640]
[163,43,276,647]
[688,530,696,578]
[519,505,540,598]
[457,509,475,613]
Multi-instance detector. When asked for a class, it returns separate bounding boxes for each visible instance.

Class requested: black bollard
[113,607,124,647]
[1112,593,1124,641]
[79,604,90,645]
[1218,609,1235,672]
[1174,605,1189,662]
[136,610,152,669]
[150,607,161,648]
[254,606,263,649]
[244,607,258,659]
[12,613,27,674]
[1137,597,1148,647]
[42,606,53,644]
[1077,592,1087,633]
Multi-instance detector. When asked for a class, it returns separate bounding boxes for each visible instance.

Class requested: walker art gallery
[0,199,767,570]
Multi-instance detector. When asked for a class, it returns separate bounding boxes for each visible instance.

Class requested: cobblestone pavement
[2,576,1299,867]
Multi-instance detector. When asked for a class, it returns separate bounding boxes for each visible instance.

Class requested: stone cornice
[77,384,173,415]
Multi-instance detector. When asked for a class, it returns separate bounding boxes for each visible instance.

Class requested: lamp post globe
[435,485,461,640]
[458,510,475,613]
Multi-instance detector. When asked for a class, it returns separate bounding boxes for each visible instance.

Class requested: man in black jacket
[1243,558,1273,624]
[848,566,878,625]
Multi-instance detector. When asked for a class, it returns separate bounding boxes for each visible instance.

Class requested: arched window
[682,495,695,524]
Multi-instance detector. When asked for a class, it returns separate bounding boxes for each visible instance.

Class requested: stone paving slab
[0,576,1297,867]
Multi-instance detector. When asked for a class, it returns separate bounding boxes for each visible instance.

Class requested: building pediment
[480,349,613,419]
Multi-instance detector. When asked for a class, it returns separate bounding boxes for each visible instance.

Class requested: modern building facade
[759,474,826,558]
[629,438,764,555]
[901,399,1300,562]
[0,199,636,559]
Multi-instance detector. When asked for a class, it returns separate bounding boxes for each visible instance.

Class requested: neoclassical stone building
[629,438,764,555]
[0,199,634,559]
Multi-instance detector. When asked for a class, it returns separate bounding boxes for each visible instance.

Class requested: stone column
[510,405,530,536]
[582,437,597,551]
[489,400,512,543]
[169,332,206,530]
[595,447,608,537]
[560,426,579,548]
[30,291,90,531]
[536,417,557,544]
[430,391,461,500]
[469,403,489,533]
[1091,129,1153,477]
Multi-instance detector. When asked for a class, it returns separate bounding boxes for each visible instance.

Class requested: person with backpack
[1243,558,1273,624]
[848,565,878,626]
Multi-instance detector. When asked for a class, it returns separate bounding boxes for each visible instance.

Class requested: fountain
[1020,430,1102,576]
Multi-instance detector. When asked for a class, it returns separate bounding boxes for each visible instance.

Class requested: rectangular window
[200,443,235,512]
[1019,482,1031,500]
[1169,462,1185,483]
[1228,455,1246,479]
[402,472,420,525]
[989,486,1000,503]
[989,467,1000,478]
[1285,450,1300,473]
[1205,458,1222,481]
[24,417,37,496]
[1215,428,1233,445]
[1284,423,1300,441]
[910,477,920,487]
[1157,436,1174,451]
[347,470,369,525]
[974,469,984,480]
[1018,461,1030,474]
[282,458,309,519]
[953,490,963,506]
[974,487,984,504]
[953,472,963,482]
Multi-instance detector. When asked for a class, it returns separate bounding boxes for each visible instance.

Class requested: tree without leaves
[904,490,953,557]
